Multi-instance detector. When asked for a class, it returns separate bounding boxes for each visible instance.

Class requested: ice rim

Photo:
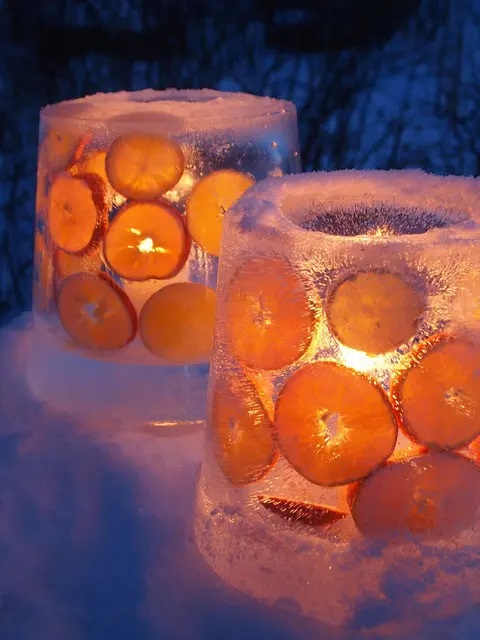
[231,169,480,242]
[40,88,297,127]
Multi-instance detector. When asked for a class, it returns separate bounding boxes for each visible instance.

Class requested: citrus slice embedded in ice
[392,337,480,450]
[48,172,108,254]
[105,134,184,200]
[212,375,276,485]
[327,270,426,355]
[57,272,137,350]
[139,282,216,363]
[104,201,190,281]
[40,128,82,173]
[186,169,255,257]
[348,452,480,538]
[257,495,346,527]
[69,148,109,185]
[225,257,315,371]
[275,361,398,486]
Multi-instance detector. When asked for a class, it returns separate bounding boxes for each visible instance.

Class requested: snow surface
[1,314,480,639]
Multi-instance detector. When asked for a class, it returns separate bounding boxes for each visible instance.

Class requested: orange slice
[105,134,184,200]
[139,282,216,363]
[327,270,426,355]
[104,201,189,281]
[40,128,82,173]
[257,495,346,527]
[469,436,480,460]
[275,361,398,486]
[48,172,107,254]
[392,337,480,449]
[225,257,315,370]
[57,273,137,350]
[349,452,480,538]
[212,375,276,485]
[186,169,255,256]
[69,148,109,185]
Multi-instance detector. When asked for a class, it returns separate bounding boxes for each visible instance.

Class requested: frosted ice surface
[41,89,297,134]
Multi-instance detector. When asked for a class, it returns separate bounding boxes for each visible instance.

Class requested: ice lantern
[27,89,301,428]
[195,171,480,633]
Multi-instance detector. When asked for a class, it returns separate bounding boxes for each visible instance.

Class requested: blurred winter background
[1,0,479,324]
[1,2,480,639]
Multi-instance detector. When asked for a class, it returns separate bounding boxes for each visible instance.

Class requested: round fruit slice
[139,282,216,363]
[40,128,82,173]
[393,337,480,449]
[57,273,137,350]
[275,361,398,486]
[469,436,480,460]
[69,148,109,185]
[105,134,184,200]
[212,375,276,485]
[257,495,346,527]
[349,452,480,538]
[327,270,426,355]
[186,169,255,256]
[48,172,107,254]
[104,201,189,281]
[225,257,315,370]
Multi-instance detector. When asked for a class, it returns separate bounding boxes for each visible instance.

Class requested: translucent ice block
[27,89,301,427]
[195,170,480,634]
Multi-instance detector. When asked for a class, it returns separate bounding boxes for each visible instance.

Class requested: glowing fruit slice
[104,201,189,281]
[349,452,480,538]
[139,282,216,363]
[105,134,184,200]
[393,337,480,449]
[225,257,315,370]
[40,128,81,173]
[257,495,346,527]
[275,361,397,486]
[469,436,480,460]
[48,173,107,254]
[36,165,50,216]
[327,270,426,355]
[186,169,255,256]
[212,375,276,485]
[57,273,137,350]
[69,148,109,184]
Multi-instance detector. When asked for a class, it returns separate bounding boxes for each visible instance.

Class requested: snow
[2,312,480,639]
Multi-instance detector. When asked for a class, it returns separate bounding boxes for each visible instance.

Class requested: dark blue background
[1,0,478,324]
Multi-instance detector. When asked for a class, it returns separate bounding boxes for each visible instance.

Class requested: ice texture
[195,170,480,633]
[41,89,298,135]
[30,90,301,427]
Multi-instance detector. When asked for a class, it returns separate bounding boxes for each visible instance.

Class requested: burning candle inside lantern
[195,170,480,633]
[28,89,301,427]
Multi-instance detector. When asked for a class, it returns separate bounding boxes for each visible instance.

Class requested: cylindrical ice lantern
[28,90,300,427]
[195,171,480,634]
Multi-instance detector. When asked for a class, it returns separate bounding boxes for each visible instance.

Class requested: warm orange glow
[339,344,385,373]
[366,225,395,237]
